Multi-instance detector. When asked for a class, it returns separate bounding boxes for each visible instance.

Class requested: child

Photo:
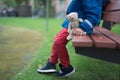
[37,0,110,77]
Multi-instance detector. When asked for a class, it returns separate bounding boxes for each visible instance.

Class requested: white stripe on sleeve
[84,19,93,28]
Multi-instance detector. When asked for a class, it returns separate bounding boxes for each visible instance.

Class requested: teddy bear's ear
[66,15,69,18]
[66,15,70,20]
[66,14,72,20]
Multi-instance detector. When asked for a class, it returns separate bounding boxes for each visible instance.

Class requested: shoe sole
[61,67,75,77]
[37,69,56,73]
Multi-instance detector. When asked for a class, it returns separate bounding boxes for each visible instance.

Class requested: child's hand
[73,28,86,36]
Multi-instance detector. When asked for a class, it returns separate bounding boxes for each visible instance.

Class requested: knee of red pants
[54,29,68,46]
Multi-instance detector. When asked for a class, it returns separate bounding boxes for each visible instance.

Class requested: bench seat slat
[91,29,116,48]
[95,27,120,49]
[72,35,92,47]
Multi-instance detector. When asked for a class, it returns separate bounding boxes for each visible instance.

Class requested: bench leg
[102,21,112,30]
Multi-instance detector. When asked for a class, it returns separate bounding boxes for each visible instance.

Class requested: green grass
[0,18,120,80]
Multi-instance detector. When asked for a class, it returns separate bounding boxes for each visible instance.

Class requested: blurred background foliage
[0,0,54,17]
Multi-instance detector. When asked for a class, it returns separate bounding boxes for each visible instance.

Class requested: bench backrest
[103,0,120,23]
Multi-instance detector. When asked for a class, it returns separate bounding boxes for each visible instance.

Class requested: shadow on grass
[0,26,44,80]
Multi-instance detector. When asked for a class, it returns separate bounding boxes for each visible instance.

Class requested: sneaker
[56,64,75,77]
[37,61,56,73]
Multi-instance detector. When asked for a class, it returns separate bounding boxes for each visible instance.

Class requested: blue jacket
[62,0,109,34]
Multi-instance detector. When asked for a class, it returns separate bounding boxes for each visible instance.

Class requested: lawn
[0,18,119,80]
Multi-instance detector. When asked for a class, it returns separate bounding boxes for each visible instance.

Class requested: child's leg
[50,28,70,68]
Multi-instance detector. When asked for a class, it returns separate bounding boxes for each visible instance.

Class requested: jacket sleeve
[80,0,103,34]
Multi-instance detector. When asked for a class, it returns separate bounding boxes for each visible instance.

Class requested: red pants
[50,28,70,67]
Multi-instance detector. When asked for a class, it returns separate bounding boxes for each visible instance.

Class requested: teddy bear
[66,12,85,40]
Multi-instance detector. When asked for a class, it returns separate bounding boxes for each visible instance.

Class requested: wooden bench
[72,0,120,64]
[72,27,120,64]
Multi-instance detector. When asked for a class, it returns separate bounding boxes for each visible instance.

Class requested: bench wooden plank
[105,0,120,11]
[95,27,120,49]
[103,11,120,23]
[72,35,92,47]
[90,29,116,48]
[103,0,120,23]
